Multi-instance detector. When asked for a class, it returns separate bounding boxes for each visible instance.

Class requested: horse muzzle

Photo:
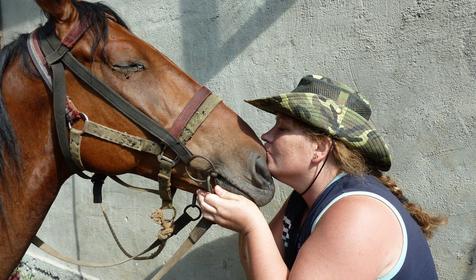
[214,153,275,207]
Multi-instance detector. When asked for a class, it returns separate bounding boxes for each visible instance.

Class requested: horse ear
[36,0,79,39]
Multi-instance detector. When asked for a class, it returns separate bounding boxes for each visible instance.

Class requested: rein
[27,20,219,276]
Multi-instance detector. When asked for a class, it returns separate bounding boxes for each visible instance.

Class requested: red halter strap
[61,19,90,48]
[169,86,212,139]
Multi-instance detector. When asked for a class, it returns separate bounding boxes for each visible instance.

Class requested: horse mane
[0,39,23,177]
[0,1,130,178]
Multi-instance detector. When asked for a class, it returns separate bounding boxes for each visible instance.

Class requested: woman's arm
[240,196,289,276]
[197,186,289,279]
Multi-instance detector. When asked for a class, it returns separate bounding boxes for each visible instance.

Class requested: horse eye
[111,63,145,74]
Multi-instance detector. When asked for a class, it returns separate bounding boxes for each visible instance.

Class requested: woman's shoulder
[316,193,403,232]
[293,193,403,278]
[338,173,384,189]
[328,174,397,203]
[308,174,404,241]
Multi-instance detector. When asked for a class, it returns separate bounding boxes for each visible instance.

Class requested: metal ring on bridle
[185,155,216,183]
[68,112,89,129]
[184,205,202,221]
[79,112,89,121]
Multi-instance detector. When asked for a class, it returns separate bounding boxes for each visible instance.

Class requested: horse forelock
[74,1,130,56]
[0,1,131,179]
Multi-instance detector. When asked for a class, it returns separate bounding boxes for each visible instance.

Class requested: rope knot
[151,208,176,240]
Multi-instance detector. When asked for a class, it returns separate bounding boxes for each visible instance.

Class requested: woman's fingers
[202,212,216,222]
[197,190,225,223]
[196,185,260,233]
[197,188,235,223]
[196,190,218,215]
[214,185,240,200]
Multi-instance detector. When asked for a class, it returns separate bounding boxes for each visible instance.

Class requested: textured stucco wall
[2,0,475,279]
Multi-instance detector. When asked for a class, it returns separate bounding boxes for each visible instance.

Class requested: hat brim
[246,93,391,171]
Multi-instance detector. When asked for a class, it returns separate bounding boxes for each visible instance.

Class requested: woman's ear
[311,136,333,164]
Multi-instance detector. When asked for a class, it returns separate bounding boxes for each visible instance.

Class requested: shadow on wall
[464,236,476,280]
[145,234,245,280]
[179,0,297,84]
[144,235,476,280]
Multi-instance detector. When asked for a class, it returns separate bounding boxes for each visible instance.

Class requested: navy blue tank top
[282,174,437,279]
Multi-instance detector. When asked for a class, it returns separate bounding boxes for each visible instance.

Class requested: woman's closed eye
[276,122,293,131]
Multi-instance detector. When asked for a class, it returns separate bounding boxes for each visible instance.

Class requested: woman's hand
[196,185,267,235]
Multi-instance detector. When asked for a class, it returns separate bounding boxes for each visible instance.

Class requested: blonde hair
[304,128,446,239]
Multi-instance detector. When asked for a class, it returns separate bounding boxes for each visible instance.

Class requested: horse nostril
[251,154,273,188]
[242,153,275,206]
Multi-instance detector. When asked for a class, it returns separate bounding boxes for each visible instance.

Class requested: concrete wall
[2,0,475,279]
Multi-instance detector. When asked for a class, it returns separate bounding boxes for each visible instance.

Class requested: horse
[0,0,275,277]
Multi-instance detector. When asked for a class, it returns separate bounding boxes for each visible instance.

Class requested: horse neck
[0,150,65,278]
[0,60,69,277]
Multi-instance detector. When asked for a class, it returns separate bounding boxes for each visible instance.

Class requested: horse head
[35,0,275,204]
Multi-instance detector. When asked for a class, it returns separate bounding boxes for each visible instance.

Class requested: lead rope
[92,174,168,264]
[151,219,214,279]
[30,236,165,268]
[30,170,167,267]
[151,172,217,280]
[89,173,203,263]
[90,173,204,263]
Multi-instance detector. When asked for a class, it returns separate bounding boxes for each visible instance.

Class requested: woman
[196,75,445,279]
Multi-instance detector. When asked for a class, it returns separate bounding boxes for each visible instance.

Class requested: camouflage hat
[245,75,391,171]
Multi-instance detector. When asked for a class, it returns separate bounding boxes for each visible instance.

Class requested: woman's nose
[261,128,272,143]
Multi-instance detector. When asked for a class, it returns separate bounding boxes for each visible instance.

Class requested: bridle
[27,19,220,277]
[30,20,220,194]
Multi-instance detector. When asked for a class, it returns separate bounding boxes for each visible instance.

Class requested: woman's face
[261,114,316,185]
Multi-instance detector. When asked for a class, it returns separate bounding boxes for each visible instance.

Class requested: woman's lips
[264,143,272,154]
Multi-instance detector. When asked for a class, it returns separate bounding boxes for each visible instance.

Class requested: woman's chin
[269,169,284,181]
